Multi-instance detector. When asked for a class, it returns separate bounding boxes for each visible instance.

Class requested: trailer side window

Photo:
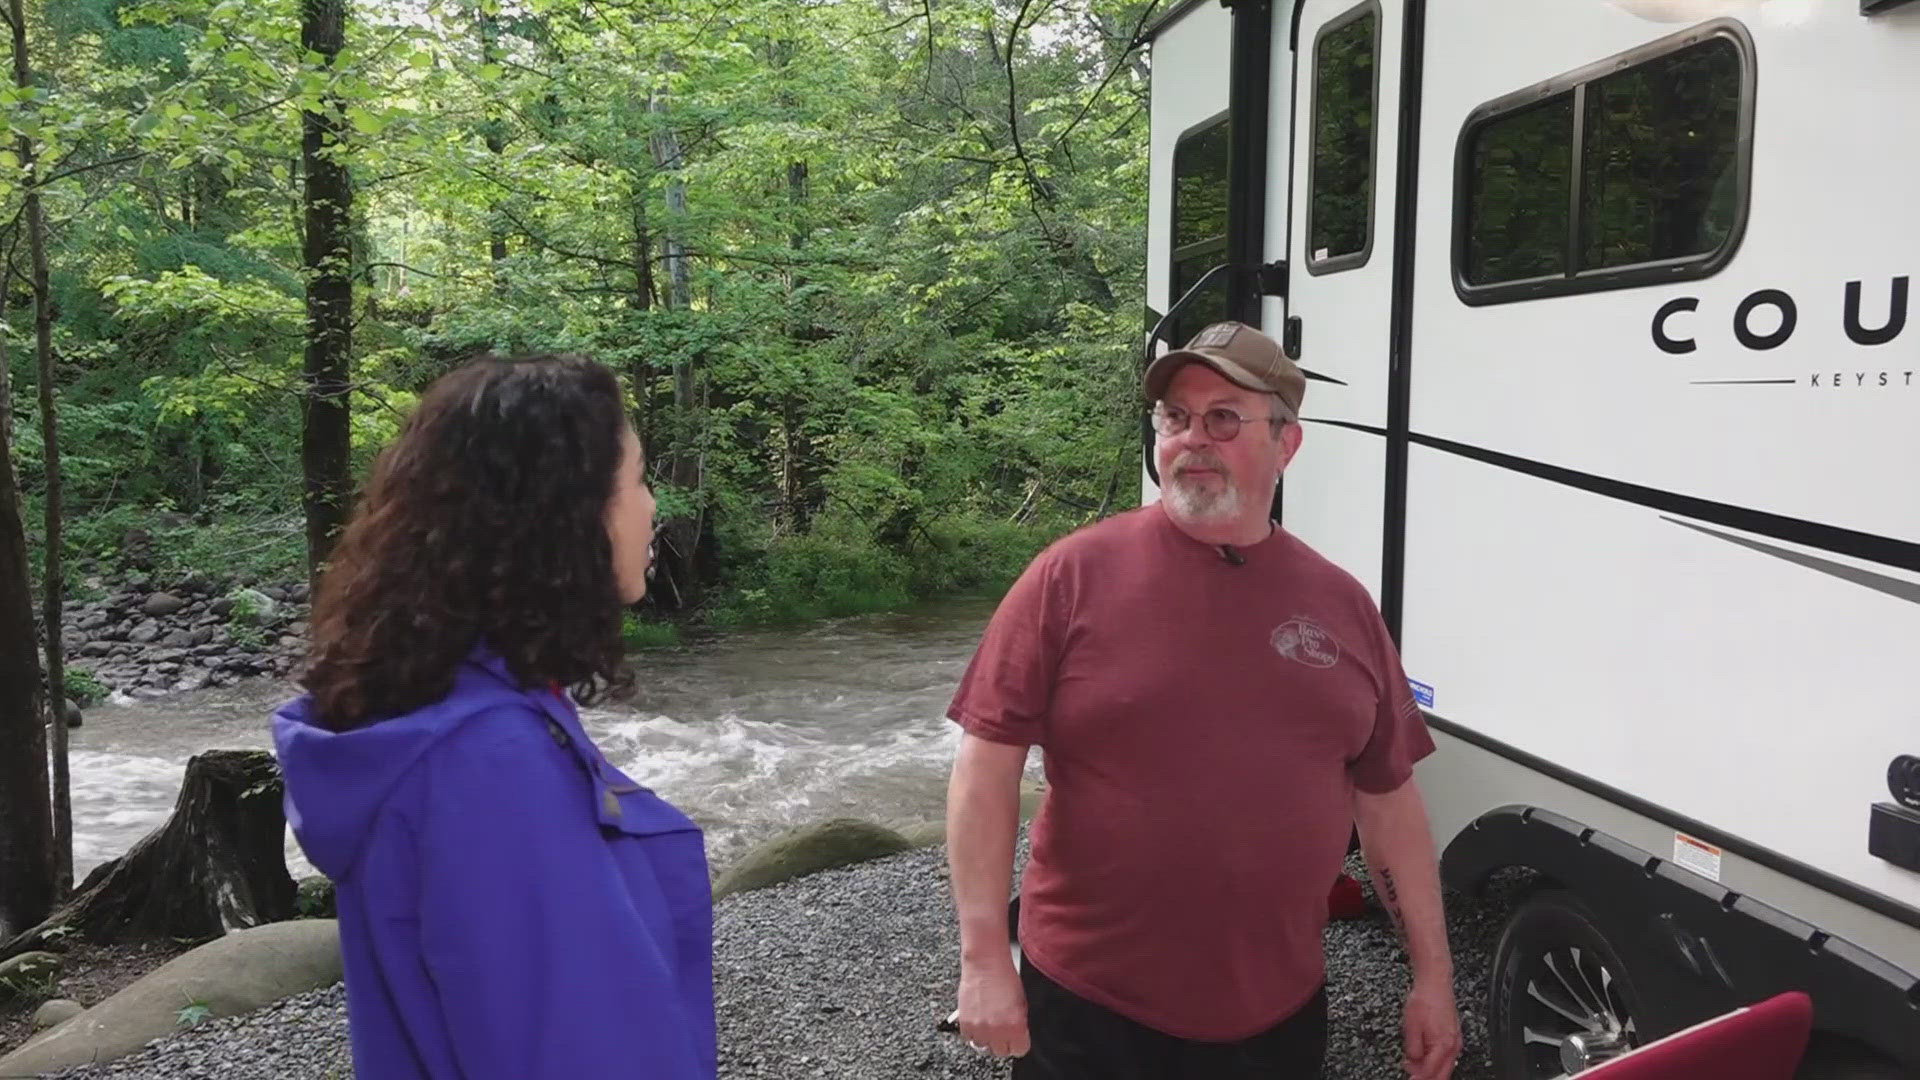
[1307,3,1379,274]
[1455,25,1752,304]
[1170,116,1230,343]
[1463,94,1574,287]
[1581,40,1744,271]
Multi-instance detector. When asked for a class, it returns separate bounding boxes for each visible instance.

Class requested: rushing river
[66,598,1004,879]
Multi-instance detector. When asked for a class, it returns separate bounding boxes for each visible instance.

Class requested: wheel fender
[1441,805,1920,1072]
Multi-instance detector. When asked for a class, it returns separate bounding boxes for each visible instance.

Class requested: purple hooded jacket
[272,647,716,1079]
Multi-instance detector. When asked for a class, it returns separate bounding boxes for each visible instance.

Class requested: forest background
[0,0,1158,930]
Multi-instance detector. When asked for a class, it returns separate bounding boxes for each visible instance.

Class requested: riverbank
[43,574,310,702]
[23,840,1517,1079]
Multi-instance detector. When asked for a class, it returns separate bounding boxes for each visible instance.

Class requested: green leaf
[347,107,385,135]
[478,63,504,81]
[409,51,433,70]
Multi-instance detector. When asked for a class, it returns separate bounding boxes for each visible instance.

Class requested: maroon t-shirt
[948,504,1434,1041]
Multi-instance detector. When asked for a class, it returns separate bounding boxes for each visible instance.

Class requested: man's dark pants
[1011,959,1328,1080]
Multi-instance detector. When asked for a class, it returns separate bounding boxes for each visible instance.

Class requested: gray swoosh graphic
[1663,517,1920,606]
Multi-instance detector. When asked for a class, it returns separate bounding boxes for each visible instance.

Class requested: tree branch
[38,152,147,189]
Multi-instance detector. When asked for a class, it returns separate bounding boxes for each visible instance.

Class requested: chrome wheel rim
[1518,946,1637,1076]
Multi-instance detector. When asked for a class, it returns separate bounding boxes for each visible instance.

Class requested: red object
[1328,873,1369,920]
[947,507,1436,1042]
[1580,991,1813,1080]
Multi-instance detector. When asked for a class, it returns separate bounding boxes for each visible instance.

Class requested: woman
[272,354,715,1079]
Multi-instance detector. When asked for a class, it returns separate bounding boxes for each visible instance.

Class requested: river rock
[229,588,279,623]
[0,951,62,1000]
[32,999,84,1030]
[0,921,343,1077]
[712,819,914,901]
[128,621,162,645]
[142,593,187,617]
[894,820,946,848]
[209,598,234,618]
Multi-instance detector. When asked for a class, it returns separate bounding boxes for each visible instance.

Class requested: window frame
[1167,109,1232,342]
[1451,17,1756,307]
[1304,0,1384,278]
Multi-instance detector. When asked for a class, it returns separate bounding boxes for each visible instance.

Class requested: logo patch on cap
[1191,323,1241,350]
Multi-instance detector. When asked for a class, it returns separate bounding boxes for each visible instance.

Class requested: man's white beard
[1163,464,1242,523]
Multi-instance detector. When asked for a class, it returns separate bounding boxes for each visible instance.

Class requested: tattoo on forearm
[1378,867,1405,940]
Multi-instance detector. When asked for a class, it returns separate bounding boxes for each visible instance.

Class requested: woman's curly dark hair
[302,353,634,729]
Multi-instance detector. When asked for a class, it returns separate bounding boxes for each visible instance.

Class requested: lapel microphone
[1219,545,1245,566]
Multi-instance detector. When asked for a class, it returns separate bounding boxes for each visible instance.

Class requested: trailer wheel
[1796,1039,1909,1080]
[1489,889,1644,1080]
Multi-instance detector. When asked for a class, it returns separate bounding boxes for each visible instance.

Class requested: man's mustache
[1172,451,1228,477]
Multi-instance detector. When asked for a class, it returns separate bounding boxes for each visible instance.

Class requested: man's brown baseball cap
[1144,321,1305,420]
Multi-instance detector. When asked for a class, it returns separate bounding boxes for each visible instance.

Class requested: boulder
[712,819,913,901]
[895,820,946,848]
[127,622,161,645]
[228,588,279,623]
[141,593,187,618]
[32,1000,83,1030]
[0,921,342,1077]
[0,952,61,1000]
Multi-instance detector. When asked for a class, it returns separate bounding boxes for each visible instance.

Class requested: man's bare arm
[1353,776,1452,983]
[947,731,1032,1058]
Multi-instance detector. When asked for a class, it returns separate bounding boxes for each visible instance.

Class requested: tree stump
[0,750,294,960]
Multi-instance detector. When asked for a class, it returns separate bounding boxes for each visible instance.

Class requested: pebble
[47,839,1520,1078]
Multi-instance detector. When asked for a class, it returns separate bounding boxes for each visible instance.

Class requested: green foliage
[621,610,682,650]
[2,0,1154,629]
[175,1001,212,1028]
[64,667,108,707]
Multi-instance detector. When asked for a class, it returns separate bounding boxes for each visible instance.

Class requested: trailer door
[1277,0,1406,604]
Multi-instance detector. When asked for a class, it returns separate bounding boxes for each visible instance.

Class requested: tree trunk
[648,83,704,609]
[14,0,69,899]
[0,750,295,959]
[480,3,509,284]
[301,0,353,590]
[0,258,55,943]
[631,190,654,313]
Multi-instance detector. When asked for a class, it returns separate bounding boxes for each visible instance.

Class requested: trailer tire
[1796,1038,1908,1080]
[1488,889,1646,1080]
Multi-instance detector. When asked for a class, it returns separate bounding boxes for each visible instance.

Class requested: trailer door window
[1307,2,1379,274]
[1454,24,1752,304]
[1170,116,1230,344]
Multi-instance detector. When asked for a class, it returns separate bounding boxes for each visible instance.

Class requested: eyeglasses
[1150,403,1287,442]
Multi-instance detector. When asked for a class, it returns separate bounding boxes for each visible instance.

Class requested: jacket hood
[271,649,534,881]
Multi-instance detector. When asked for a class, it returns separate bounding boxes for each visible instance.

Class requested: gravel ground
[44,841,1520,1079]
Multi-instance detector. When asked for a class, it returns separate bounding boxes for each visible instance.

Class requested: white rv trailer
[1140,0,1920,1075]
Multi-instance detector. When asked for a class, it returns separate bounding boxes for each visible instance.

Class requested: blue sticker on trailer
[1409,679,1434,708]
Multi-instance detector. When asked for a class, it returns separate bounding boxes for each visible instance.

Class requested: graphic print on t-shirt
[1270,617,1340,669]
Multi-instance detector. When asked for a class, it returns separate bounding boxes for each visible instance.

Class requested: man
[944,321,1460,1079]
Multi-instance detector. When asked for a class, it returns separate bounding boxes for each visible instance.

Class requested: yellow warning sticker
[1674,832,1723,882]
